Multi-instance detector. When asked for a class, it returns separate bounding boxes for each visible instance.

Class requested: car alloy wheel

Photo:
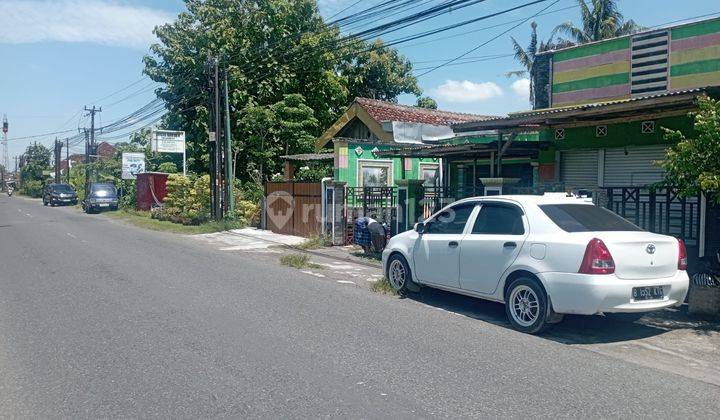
[505,277,551,334]
[509,285,540,327]
[388,259,407,291]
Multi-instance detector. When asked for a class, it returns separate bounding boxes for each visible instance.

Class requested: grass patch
[106,209,241,234]
[297,234,332,250]
[279,253,322,269]
[370,277,397,295]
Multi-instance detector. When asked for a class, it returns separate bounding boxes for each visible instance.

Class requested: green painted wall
[540,115,695,150]
[335,141,439,187]
[553,37,630,62]
[671,17,720,39]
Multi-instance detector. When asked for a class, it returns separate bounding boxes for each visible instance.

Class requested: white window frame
[419,162,440,186]
[357,159,394,187]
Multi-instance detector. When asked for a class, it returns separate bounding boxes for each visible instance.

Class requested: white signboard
[152,130,185,153]
[122,152,146,180]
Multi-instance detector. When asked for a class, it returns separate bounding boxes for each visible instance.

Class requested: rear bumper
[539,270,689,315]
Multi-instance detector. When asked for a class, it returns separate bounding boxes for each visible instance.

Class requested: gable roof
[96,141,117,158]
[355,97,493,125]
[315,97,495,150]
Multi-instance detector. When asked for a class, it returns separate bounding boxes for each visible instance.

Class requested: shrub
[21,180,44,198]
[157,162,178,173]
[155,174,211,225]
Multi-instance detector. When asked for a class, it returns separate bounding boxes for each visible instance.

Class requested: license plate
[632,286,664,301]
[99,203,110,207]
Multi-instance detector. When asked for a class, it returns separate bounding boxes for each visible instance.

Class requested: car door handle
[448,241,459,248]
[503,242,517,248]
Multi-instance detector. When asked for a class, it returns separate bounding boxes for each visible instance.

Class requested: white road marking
[336,280,356,285]
[66,233,77,239]
[301,271,326,278]
[25,213,32,217]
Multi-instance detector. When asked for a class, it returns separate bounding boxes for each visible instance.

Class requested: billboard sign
[152,130,185,154]
[121,152,146,180]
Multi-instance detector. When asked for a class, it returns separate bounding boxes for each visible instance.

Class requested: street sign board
[152,130,185,154]
[121,152,146,180]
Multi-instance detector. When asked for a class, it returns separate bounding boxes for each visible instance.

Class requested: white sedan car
[382,194,689,334]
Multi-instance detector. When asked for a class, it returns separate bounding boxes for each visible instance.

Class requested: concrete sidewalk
[194,227,383,268]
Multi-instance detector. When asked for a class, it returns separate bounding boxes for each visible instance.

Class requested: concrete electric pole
[2,115,8,175]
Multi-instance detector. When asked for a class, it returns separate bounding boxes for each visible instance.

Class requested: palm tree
[554,0,642,45]
[509,22,559,108]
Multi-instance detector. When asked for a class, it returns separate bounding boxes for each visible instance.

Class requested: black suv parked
[43,183,78,206]
[82,183,119,213]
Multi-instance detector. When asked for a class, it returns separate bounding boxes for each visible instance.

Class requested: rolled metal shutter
[604,145,667,187]
[560,150,598,190]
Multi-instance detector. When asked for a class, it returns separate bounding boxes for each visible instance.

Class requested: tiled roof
[280,153,334,161]
[96,141,117,158]
[355,97,495,125]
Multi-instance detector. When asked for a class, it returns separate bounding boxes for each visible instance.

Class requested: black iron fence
[345,187,398,242]
[605,187,701,247]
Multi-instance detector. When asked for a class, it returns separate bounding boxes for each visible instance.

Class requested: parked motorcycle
[691,250,720,287]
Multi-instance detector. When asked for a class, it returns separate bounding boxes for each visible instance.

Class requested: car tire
[386,254,420,295]
[505,277,550,334]
[604,312,645,323]
[50,201,56,207]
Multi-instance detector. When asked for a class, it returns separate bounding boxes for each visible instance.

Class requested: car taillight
[579,238,615,275]
[677,238,688,270]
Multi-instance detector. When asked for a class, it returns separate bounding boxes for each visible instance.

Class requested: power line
[416,0,560,77]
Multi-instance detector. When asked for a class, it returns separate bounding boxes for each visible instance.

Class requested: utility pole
[84,129,90,197]
[84,106,101,195]
[207,57,224,221]
[2,115,8,176]
[54,138,62,183]
[66,138,70,183]
[223,69,234,213]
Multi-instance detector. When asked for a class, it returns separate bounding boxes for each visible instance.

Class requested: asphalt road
[1,195,719,418]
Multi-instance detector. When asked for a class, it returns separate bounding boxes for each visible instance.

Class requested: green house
[453,17,720,261]
[314,97,496,189]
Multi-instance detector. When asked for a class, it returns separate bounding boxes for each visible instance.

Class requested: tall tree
[339,39,421,101]
[416,96,438,109]
[20,143,51,184]
[144,0,421,180]
[508,22,559,108]
[553,0,641,45]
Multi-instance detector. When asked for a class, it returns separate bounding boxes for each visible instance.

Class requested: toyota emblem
[646,244,656,254]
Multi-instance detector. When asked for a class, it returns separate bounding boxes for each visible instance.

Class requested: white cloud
[432,80,503,103]
[511,78,531,99]
[0,0,174,49]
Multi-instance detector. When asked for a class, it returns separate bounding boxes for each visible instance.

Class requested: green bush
[157,162,178,173]
[153,174,211,225]
[21,180,44,198]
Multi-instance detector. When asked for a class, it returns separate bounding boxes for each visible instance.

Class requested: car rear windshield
[91,185,116,195]
[53,184,74,193]
[539,204,643,232]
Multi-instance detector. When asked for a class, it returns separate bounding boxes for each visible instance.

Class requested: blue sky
[1,0,719,161]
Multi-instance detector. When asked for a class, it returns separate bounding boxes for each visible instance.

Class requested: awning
[452,88,712,132]
[375,140,550,159]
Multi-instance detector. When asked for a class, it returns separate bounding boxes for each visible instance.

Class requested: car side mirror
[414,222,426,234]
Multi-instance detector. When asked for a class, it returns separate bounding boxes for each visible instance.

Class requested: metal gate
[265,182,322,237]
